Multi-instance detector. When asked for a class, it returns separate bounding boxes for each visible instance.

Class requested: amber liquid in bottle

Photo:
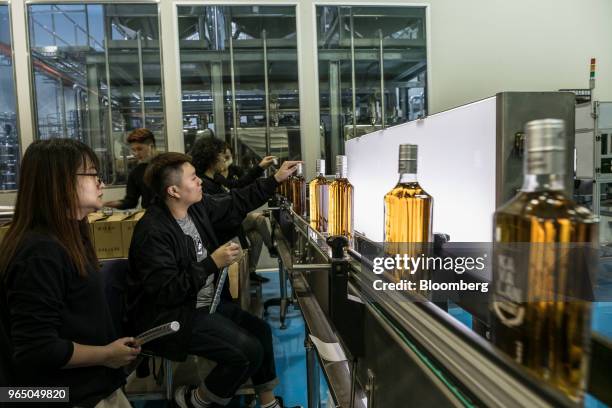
[290,175,306,217]
[384,174,433,284]
[309,175,330,233]
[491,119,597,402]
[384,144,433,289]
[328,178,354,241]
[384,174,433,243]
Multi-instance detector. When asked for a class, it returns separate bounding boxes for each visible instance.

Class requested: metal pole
[379,30,385,128]
[58,78,68,138]
[350,9,356,140]
[278,258,288,329]
[103,12,116,184]
[137,31,146,126]
[262,29,271,156]
[305,336,321,408]
[350,358,357,408]
[229,34,239,160]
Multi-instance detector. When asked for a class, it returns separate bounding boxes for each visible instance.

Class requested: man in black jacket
[128,152,299,408]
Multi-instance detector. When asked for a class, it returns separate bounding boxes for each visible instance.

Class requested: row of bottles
[278,118,594,402]
[277,163,306,217]
[277,155,354,242]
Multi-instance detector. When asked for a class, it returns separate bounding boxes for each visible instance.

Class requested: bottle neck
[398,172,418,184]
[521,173,565,192]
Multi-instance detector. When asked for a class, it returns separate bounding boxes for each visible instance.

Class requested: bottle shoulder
[385,182,432,199]
[496,190,596,222]
[308,176,330,186]
[330,178,353,188]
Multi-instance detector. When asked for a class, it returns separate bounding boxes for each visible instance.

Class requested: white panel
[575,103,594,131]
[599,102,612,130]
[575,130,595,179]
[346,97,497,243]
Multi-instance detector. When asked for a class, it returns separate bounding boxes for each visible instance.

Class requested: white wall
[426,0,612,114]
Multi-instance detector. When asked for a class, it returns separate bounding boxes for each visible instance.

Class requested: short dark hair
[144,152,192,199]
[190,136,226,176]
[127,128,156,147]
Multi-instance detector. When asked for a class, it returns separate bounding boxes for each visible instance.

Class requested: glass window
[316,6,427,170]
[0,4,19,190]
[177,5,300,168]
[27,3,165,185]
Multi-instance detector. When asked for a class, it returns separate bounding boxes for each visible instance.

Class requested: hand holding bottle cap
[274,161,302,183]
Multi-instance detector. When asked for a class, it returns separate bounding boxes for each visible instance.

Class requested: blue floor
[260,269,312,408]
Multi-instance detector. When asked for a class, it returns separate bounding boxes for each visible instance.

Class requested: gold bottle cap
[315,159,326,175]
[524,119,565,175]
[398,144,418,174]
[336,155,348,178]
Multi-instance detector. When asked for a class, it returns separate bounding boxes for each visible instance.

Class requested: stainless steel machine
[268,202,612,408]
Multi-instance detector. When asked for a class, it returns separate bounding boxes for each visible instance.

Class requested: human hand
[211,242,241,268]
[273,161,302,183]
[102,337,141,369]
[258,156,277,169]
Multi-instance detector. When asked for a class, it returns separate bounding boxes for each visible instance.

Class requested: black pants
[188,302,278,405]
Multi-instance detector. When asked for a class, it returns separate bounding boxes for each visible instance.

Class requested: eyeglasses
[76,173,104,185]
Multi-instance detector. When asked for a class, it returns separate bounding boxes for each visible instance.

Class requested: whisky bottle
[328,155,354,241]
[491,119,597,402]
[383,144,433,285]
[290,163,306,217]
[308,159,330,233]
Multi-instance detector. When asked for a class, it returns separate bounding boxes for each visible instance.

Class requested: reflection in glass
[316,6,427,171]
[177,6,301,168]
[0,5,19,190]
[28,4,165,185]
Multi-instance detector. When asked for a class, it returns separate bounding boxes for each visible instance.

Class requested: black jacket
[215,165,263,190]
[202,165,265,246]
[117,162,154,210]
[127,175,278,361]
[1,233,125,407]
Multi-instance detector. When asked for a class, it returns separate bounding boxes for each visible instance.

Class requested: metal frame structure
[0,1,22,192]
[311,2,431,171]
[270,201,612,408]
[1,0,431,204]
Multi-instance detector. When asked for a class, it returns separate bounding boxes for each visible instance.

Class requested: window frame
[24,0,168,187]
[0,1,22,193]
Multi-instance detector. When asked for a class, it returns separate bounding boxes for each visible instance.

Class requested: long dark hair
[0,139,100,277]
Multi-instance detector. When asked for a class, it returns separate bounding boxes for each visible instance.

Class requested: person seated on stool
[0,139,140,408]
[104,128,157,210]
[127,152,301,408]
[190,136,278,284]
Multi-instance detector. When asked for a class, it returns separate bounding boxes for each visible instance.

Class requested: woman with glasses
[0,139,140,408]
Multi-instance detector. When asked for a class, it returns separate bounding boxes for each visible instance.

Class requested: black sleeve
[118,167,142,210]
[202,175,278,231]
[130,231,218,306]
[215,165,264,189]
[6,256,75,370]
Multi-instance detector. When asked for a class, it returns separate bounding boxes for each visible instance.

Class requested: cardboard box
[91,213,129,259]
[87,212,108,248]
[227,249,251,310]
[120,210,145,258]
